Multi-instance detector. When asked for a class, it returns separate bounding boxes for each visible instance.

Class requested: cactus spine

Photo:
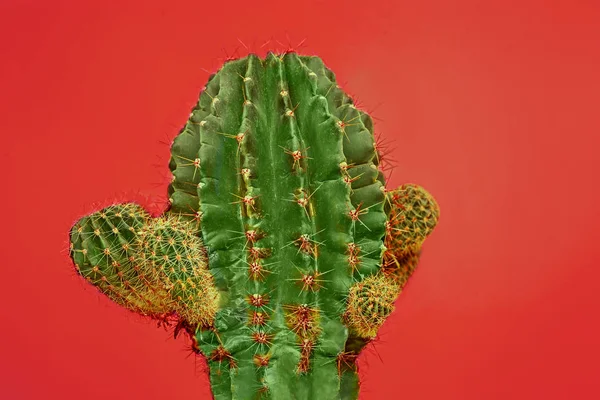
[69,52,439,400]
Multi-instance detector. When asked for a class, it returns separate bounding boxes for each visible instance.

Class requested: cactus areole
[69,52,440,400]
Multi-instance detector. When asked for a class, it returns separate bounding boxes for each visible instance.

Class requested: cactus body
[69,52,439,400]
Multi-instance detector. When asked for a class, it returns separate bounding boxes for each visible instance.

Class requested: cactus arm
[70,202,221,325]
[69,204,172,317]
[341,184,440,349]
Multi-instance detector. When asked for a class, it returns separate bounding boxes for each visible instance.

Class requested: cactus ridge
[70,204,220,326]
[69,51,440,400]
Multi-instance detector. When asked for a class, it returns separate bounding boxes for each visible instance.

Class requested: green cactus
[69,52,440,400]
[70,203,173,318]
[344,274,400,339]
[136,214,221,327]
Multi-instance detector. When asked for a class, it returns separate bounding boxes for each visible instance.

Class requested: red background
[1,0,599,399]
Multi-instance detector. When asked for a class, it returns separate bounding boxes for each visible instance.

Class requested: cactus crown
[69,52,439,400]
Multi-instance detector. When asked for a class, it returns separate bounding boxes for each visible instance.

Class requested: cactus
[69,52,439,400]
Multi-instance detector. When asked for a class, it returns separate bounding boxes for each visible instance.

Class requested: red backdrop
[1,0,599,399]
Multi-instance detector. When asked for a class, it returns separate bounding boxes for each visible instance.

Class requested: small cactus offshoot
[68,52,440,400]
[345,274,400,339]
[70,205,220,326]
[136,214,219,327]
